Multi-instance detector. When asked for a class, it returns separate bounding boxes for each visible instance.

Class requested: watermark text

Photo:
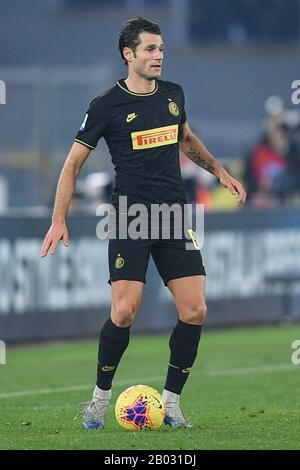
[0,80,6,104]
[0,340,6,364]
[291,80,300,105]
[291,340,300,365]
[95,197,204,250]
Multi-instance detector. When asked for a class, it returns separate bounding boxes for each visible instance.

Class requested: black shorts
[108,228,206,286]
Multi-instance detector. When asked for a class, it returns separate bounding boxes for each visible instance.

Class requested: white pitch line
[0,375,165,399]
[0,364,297,399]
[205,363,297,376]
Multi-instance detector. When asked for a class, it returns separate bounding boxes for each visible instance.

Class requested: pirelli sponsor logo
[131,124,178,150]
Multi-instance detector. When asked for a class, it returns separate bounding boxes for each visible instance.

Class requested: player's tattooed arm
[184,146,215,175]
[179,121,247,206]
[179,122,220,176]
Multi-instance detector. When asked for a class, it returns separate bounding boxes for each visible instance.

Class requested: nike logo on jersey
[126,113,138,123]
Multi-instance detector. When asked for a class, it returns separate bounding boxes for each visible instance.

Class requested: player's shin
[164,319,202,395]
[163,319,202,428]
[97,317,131,391]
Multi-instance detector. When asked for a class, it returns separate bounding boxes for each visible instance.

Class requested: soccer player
[40,17,246,429]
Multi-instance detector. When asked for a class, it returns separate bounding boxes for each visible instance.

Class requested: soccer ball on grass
[115,384,165,431]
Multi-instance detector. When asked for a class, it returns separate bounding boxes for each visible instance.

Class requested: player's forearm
[51,163,78,224]
[180,133,223,178]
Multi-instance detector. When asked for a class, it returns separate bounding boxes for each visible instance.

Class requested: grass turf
[0,325,299,450]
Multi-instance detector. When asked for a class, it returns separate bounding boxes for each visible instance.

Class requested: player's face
[131,32,164,79]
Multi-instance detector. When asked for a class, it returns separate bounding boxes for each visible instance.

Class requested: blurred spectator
[83,172,113,204]
[282,110,300,202]
[244,96,300,209]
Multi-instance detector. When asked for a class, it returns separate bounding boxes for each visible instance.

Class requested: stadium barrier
[1,209,300,342]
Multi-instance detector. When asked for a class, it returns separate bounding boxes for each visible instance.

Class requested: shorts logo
[131,124,178,150]
[188,229,200,250]
[168,101,179,116]
[126,113,138,123]
[115,253,125,269]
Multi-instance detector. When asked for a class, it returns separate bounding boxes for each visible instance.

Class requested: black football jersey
[75,78,187,206]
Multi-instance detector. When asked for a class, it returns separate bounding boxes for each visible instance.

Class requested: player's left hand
[219,170,247,206]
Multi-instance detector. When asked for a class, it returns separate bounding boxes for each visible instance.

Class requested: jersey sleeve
[75,96,110,149]
[179,86,187,127]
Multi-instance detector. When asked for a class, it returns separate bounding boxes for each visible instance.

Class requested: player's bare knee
[200,302,208,323]
[111,303,137,327]
[181,302,207,325]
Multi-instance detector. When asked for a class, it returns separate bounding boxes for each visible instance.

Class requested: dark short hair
[118,17,161,65]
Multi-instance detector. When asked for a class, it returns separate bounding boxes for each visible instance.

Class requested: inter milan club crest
[168,101,179,116]
[115,254,125,269]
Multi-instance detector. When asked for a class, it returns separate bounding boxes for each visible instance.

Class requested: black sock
[164,319,202,395]
[96,318,131,390]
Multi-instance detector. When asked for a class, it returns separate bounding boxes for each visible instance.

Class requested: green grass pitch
[0,325,299,450]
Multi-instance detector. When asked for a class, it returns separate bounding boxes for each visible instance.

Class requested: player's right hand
[40,222,69,258]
